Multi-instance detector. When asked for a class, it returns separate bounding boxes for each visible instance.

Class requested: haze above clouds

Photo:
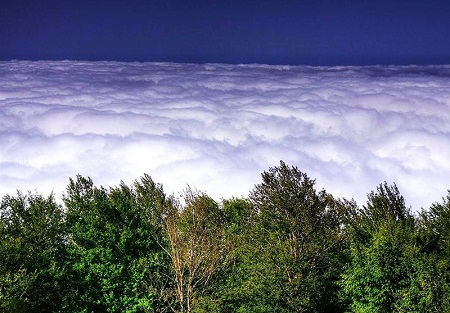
[1,61,449,209]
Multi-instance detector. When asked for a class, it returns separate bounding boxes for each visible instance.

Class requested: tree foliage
[165,187,225,313]
[0,192,65,312]
[63,174,169,313]
[340,183,448,313]
[1,163,450,313]
[246,161,346,312]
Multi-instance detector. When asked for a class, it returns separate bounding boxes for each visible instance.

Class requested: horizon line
[2,58,450,68]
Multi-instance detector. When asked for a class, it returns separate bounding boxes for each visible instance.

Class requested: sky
[1,61,450,210]
[1,0,450,65]
[1,1,450,210]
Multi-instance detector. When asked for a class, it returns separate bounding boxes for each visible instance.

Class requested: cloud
[1,60,449,209]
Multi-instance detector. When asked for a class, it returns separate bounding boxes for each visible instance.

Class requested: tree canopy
[1,161,449,312]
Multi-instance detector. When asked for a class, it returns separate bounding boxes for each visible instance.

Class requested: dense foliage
[1,161,450,312]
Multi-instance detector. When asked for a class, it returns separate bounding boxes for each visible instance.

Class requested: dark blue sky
[2,0,450,65]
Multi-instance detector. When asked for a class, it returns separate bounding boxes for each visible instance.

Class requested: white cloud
[1,60,450,210]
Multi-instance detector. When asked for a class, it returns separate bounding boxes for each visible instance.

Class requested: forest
[1,161,450,313]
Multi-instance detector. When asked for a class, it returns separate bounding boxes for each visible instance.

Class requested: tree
[340,182,434,313]
[164,187,225,313]
[63,175,168,313]
[423,191,450,257]
[247,161,345,312]
[211,196,290,313]
[133,174,174,311]
[0,192,66,312]
[415,191,450,312]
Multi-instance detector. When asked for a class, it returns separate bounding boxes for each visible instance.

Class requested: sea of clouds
[1,60,449,210]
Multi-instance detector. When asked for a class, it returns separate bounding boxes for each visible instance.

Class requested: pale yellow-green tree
[164,187,225,313]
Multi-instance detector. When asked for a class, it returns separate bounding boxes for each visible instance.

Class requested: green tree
[244,161,345,313]
[415,191,450,312]
[132,174,174,311]
[63,175,168,313]
[340,182,437,313]
[0,192,66,313]
[215,196,289,313]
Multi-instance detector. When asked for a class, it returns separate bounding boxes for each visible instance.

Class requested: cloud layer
[1,61,449,209]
